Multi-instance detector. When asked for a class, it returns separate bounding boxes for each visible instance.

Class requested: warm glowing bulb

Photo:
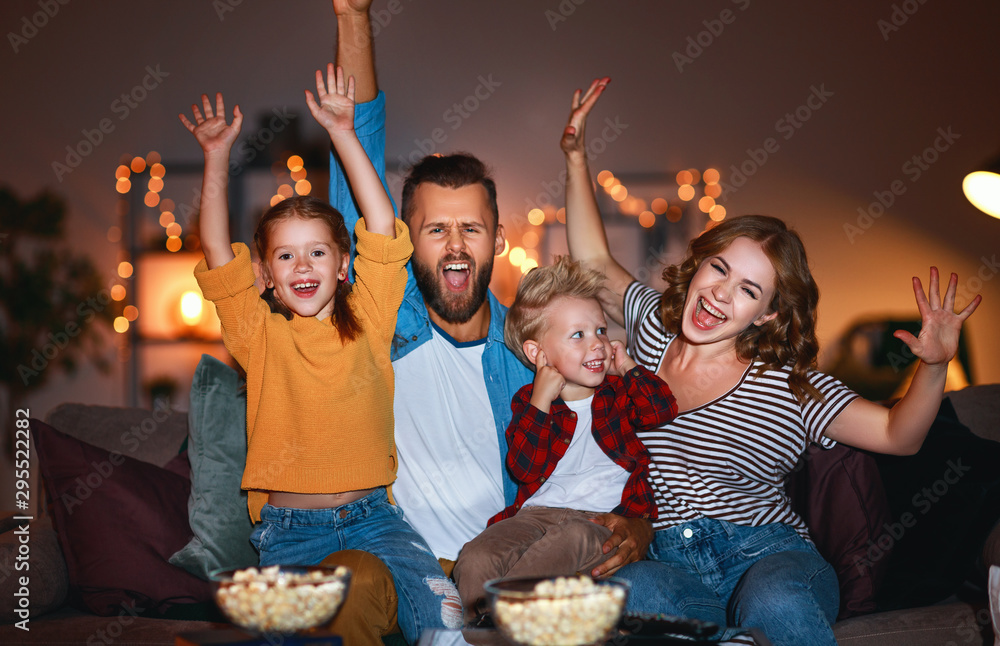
[118,261,133,278]
[527,209,545,226]
[287,155,304,172]
[124,305,138,322]
[678,184,695,201]
[144,191,160,208]
[509,246,526,266]
[159,212,175,227]
[610,184,628,202]
[180,291,204,326]
[115,165,130,180]
[676,170,693,185]
[651,198,669,214]
[597,170,615,187]
[295,179,312,195]
[166,236,183,252]
[963,171,1000,219]
[149,163,166,179]
[116,179,131,194]
[270,195,285,207]
[277,184,294,198]
[638,211,656,228]
[698,196,716,213]
[703,168,720,184]
[556,207,566,224]
[111,285,126,301]
[148,177,164,192]
[114,317,129,333]
[710,205,727,221]
[166,222,182,237]
[520,258,539,273]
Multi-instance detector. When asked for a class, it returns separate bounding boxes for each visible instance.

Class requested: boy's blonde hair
[504,256,606,369]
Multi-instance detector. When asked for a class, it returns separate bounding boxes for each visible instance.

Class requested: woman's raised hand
[560,77,610,158]
[179,93,243,156]
[894,267,981,366]
[305,63,356,136]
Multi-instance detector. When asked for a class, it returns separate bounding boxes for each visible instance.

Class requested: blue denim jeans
[249,488,462,643]
[618,518,838,646]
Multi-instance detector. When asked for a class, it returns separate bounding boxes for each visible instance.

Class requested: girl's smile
[263,216,349,320]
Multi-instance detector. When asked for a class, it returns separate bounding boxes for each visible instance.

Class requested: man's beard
[412,253,494,325]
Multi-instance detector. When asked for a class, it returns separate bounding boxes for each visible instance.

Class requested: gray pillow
[169,355,258,578]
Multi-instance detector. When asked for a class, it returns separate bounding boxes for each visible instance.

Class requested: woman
[559,79,980,645]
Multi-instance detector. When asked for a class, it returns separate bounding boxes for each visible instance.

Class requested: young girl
[181,65,462,642]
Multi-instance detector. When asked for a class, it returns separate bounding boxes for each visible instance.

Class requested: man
[324,2,651,642]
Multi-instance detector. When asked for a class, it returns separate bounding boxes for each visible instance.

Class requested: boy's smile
[533,296,612,401]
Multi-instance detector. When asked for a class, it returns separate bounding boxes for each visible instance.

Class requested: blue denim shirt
[329,91,531,506]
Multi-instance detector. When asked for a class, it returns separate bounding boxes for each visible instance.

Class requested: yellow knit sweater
[194,220,412,521]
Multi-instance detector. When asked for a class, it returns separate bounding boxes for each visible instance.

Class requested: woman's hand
[179,93,242,157]
[895,267,980,366]
[560,77,609,160]
[305,63,356,137]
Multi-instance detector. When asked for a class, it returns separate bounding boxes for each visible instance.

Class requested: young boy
[452,256,678,621]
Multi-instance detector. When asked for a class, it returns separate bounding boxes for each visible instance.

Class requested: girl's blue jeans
[618,517,839,646]
[250,487,462,643]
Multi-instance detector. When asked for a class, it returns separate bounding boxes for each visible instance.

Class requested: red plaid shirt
[488,365,677,525]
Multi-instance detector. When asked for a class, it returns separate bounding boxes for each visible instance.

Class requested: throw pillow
[169,354,257,579]
[0,516,68,623]
[873,398,1000,610]
[786,442,892,619]
[32,420,212,616]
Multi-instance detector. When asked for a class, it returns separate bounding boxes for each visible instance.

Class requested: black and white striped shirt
[624,282,859,540]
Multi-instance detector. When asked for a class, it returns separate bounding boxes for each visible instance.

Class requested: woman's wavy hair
[660,215,821,403]
[253,196,361,342]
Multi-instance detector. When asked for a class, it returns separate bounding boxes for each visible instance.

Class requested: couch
[2,367,998,645]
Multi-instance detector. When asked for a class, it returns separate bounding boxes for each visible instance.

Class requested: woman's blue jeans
[250,488,462,643]
[618,518,839,646]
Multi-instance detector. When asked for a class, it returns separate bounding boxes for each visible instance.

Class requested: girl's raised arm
[179,93,243,269]
[562,78,634,326]
[306,64,395,238]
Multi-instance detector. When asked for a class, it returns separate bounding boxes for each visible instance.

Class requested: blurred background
[2,1,999,504]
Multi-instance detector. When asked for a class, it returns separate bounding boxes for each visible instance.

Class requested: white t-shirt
[392,326,504,560]
[524,395,631,513]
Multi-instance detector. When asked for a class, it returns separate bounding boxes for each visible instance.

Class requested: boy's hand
[179,93,243,157]
[608,340,637,377]
[560,77,609,159]
[305,64,356,136]
[529,349,565,413]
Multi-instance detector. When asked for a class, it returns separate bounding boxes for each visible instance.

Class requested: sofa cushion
[45,403,188,467]
[170,354,258,579]
[874,397,1000,611]
[787,442,892,619]
[0,516,68,623]
[32,419,212,616]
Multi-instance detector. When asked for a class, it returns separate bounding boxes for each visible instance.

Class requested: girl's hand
[560,77,610,159]
[305,63,356,136]
[894,267,981,366]
[608,340,637,377]
[179,93,242,156]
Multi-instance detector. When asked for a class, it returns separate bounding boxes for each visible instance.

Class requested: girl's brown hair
[253,196,361,342]
[660,215,821,402]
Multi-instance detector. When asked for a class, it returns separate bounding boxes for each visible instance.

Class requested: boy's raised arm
[179,93,243,269]
[306,64,395,238]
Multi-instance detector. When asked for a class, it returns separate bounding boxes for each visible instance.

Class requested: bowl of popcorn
[211,565,351,634]
[484,575,629,646]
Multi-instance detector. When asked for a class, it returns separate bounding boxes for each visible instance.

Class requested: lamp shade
[963,153,1000,219]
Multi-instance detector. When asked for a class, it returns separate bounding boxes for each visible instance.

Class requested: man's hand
[333,0,372,16]
[589,513,653,578]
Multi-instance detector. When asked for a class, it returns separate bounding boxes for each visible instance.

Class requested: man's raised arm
[334,0,377,102]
